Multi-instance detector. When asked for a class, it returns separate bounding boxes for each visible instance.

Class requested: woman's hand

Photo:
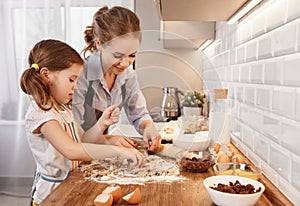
[99,105,120,128]
[142,123,162,151]
[104,135,137,148]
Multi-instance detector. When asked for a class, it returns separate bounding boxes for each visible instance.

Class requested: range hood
[155,0,250,49]
[155,0,250,21]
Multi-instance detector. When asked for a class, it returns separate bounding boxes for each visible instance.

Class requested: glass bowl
[213,163,262,180]
[176,151,215,173]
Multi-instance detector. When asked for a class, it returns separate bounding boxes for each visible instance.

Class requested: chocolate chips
[210,180,262,194]
[179,156,213,173]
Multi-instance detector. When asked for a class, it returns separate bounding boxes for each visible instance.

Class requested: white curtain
[0,0,134,197]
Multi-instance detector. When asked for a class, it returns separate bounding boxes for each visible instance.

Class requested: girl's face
[48,64,83,105]
[100,35,140,75]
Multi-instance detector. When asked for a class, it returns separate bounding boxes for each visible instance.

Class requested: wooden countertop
[40,153,292,205]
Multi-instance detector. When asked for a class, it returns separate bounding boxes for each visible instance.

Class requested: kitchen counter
[40,123,293,205]
[40,148,292,206]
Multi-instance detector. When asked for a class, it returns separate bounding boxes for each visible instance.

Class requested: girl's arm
[78,106,136,148]
[40,119,144,165]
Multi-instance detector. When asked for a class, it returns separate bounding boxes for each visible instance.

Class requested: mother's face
[100,34,140,75]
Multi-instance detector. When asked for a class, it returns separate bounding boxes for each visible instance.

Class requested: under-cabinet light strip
[227,0,263,24]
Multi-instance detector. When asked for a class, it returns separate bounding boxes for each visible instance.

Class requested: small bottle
[208,89,231,145]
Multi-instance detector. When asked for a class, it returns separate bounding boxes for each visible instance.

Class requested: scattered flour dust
[80,155,186,185]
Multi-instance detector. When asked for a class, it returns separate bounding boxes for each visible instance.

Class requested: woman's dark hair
[20,39,84,111]
[82,6,141,58]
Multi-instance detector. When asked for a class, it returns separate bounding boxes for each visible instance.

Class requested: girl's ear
[39,67,50,82]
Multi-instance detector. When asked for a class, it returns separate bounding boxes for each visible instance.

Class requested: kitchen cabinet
[155,0,249,21]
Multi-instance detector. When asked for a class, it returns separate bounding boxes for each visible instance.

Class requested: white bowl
[203,175,265,206]
[173,131,210,151]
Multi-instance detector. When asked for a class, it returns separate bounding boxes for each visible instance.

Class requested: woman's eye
[113,54,123,59]
[69,78,75,83]
[129,54,136,58]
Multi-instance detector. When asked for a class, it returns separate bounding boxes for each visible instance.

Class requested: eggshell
[94,193,113,206]
[122,187,142,204]
[102,185,122,203]
[216,151,231,163]
[232,154,246,164]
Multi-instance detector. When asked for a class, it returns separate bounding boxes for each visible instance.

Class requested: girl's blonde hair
[82,6,141,58]
[20,39,84,111]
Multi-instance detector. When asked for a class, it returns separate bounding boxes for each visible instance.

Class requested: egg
[94,193,113,206]
[216,151,231,163]
[232,154,246,164]
[213,143,220,154]
[122,187,142,204]
[102,185,122,203]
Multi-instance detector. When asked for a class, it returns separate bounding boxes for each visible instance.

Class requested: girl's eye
[69,78,75,83]
[129,54,136,58]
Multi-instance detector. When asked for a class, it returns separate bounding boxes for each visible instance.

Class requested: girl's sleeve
[25,106,58,134]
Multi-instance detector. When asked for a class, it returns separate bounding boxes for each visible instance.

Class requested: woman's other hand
[115,147,145,167]
[99,105,120,127]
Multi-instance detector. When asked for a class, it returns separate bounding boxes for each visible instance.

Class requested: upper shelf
[155,0,250,21]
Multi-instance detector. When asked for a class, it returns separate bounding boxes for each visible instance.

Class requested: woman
[72,6,161,151]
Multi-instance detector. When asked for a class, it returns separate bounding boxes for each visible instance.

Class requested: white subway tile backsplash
[270,143,291,181]
[296,88,300,121]
[236,46,245,64]
[258,34,273,59]
[241,125,253,150]
[266,0,287,31]
[244,86,255,105]
[278,176,300,205]
[264,58,284,85]
[245,41,257,62]
[292,155,300,191]
[229,49,236,65]
[257,88,271,109]
[261,114,280,141]
[251,11,266,38]
[281,119,300,156]
[253,132,269,162]
[287,0,300,22]
[203,0,300,203]
[232,65,240,82]
[284,53,300,86]
[240,65,249,83]
[274,22,297,56]
[272,87,295,117]
[297,22,300,51]
[250,63,263,84]
[247,109,264,130]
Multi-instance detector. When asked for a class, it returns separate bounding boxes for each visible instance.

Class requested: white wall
[203,0,300,204]
[135,0,204,112]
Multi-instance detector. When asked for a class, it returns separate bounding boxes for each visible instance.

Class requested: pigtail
[20,67,52,111]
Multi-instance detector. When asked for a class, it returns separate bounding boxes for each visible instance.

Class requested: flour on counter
[80,155,185,185]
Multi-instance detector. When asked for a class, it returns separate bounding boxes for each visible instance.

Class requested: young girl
[20,39,145,205]
[72,6,162,151]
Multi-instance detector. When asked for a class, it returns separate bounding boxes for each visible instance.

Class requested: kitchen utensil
[161,87,183,120]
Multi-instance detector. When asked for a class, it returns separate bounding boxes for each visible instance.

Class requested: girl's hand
[105,135,137,148]
[115,147,145,167]
[99,105,120,127]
